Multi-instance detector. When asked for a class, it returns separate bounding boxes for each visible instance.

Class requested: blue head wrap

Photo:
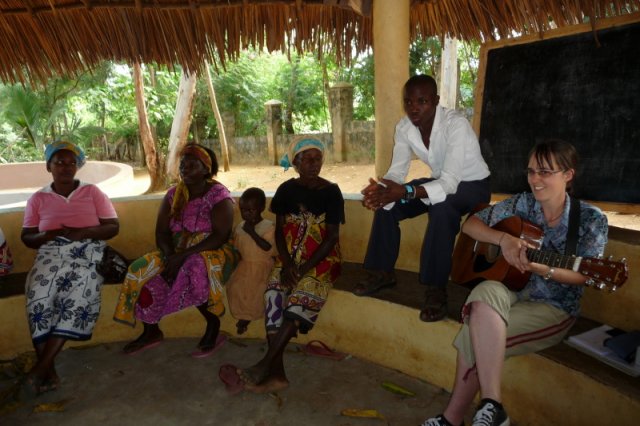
[44,140,86,168]
[279,138,325,171]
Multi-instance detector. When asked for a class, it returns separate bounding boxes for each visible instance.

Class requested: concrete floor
[0,336,471,426]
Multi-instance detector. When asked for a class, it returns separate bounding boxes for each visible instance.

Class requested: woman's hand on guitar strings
[500,233,531,273]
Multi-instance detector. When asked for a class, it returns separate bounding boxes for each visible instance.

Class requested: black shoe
[422,414,463,426]
[472,399,509,426]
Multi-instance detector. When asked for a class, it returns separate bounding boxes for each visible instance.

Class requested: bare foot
[237,362,270,387]
[197,316,221,351]
[244,376,289,394]
[40,368,60,393]
[236,320,250,335]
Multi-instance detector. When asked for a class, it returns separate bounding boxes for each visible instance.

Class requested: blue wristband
[403,184,414,201]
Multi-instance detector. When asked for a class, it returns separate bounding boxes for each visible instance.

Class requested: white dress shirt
[383,105,490,205]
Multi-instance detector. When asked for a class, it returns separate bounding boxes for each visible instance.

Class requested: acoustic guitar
[450,215,628,292]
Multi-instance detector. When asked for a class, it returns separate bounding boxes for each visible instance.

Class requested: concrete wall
[2,193,638,334]
[0,161,134,208]
[1,194,638,425]
[206,120,375,165]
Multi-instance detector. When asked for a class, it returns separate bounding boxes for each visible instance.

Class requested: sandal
[123,331,164,355]
[419,287,448,322]
[302,340,348,360]
[218,364,244,395]
[191,334,227,358]
[352,272,397,296]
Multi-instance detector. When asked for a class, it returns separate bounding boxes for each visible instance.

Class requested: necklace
[546,210,564,224]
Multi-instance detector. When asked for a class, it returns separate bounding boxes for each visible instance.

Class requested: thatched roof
[0,0,638,84]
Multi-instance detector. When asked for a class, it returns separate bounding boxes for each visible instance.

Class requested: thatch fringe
[411,0,640,41]
[0,1,373,84]
[0,0,638,84]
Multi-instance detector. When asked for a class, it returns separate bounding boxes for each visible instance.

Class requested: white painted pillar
[439,37,458,109]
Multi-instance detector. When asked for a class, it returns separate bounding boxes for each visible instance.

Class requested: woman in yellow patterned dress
[114,144,237,357]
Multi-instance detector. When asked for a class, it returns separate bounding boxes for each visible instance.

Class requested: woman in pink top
[20,141,119,399]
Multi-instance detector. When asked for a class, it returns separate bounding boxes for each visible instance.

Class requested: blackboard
[478,21,640,203]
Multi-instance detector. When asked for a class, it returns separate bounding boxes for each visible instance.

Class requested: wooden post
[439,37,458,109]
[329,82,353,162]
[133,62,165,193]
[265,100,282,165]
[204,62,230,172]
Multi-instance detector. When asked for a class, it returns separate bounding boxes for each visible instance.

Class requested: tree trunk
[284,57,300,134]
[133,62,165,193]
[204,62,230,172]
[167,71,197,180]
[148,65,159,143]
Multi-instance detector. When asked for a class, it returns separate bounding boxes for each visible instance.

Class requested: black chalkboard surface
[478,21,640,203]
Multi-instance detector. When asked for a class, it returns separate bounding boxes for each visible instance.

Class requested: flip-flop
[191,334,227,358]
[123,338,163,355]
[218,364,244,395]
[302,340,348,361]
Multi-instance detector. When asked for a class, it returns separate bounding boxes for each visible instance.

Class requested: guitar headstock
[579,256,629,292]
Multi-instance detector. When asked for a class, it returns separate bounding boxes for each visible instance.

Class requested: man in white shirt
[353,75,491,322]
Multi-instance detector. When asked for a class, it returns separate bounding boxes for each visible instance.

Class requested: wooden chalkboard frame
[473,12,640,213]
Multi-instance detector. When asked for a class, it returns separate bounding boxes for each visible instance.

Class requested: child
[0,227,13,277]
[226,187,276,335]
[236,137,344,393]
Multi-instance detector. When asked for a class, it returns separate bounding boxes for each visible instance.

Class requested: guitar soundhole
[473,251,497,273]
[484,245,502,263]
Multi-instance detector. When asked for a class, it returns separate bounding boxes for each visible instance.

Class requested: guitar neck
[526,248,580,271]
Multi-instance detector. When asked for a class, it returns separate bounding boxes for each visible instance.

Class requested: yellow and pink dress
[113,183,238,326]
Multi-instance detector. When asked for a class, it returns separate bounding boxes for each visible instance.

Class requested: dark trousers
[363,177,491,288]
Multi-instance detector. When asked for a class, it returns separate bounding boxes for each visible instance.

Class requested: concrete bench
[1,195,638,424]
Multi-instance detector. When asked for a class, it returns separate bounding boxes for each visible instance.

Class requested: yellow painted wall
[1,194,639,425]
[3,194,637,330]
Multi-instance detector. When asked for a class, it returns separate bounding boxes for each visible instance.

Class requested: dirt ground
[133,160,640,231]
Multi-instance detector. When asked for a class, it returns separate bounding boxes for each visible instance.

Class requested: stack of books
[565,325,640,377]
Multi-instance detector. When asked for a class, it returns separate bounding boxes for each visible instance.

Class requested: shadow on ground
[1,337,462,425]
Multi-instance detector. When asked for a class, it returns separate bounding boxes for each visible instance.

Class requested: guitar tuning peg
[607,255,613,261]
[621,257,627,263]
[596,282,606,290]
[610,285,617,293]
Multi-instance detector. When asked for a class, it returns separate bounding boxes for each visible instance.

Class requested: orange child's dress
[226,219,277,320]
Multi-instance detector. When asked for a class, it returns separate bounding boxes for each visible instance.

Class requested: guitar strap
[565,196,581,256]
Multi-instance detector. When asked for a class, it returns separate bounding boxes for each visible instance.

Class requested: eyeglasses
[525,168,565,178]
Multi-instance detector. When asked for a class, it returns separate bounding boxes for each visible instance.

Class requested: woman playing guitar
[423,140,609,426]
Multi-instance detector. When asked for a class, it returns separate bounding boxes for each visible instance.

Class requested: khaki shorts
[453,280,575,367]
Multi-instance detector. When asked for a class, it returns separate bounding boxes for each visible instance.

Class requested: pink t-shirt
[23,182,118,231]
